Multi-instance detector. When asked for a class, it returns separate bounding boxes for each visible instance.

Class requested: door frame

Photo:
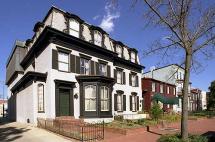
[55,80,76,117]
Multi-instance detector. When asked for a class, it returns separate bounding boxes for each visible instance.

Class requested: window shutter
[130,95,132,111]
[123,95,126,111]
[70,54,76,73]
[123,72,126,84]
[96,62,99,75]
[136,76,139,87]
[137,96,139,111]
[129,73,132,86]
[114,69,117,80]
[107,65,111,77]
[91,61,95,75]
[52,49,58,70]
[114,94,117,111]
[76,56,80,74]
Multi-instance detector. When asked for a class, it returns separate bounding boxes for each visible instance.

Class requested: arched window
[100,86,109,111]
[38,84,44,112]
[94,31,102,46]
[84,85,96,111]
[69,19,80,38]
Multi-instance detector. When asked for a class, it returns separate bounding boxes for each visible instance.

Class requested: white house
[143,64,192,113]
[6,6,144,125]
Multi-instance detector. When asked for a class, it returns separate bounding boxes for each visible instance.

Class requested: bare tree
[113,0,215,140]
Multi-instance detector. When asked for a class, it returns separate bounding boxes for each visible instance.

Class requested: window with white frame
[58,51,69,72]
[152,82,156,92]
[130,51,136,62]
[167,86,170,94]
[101,86,109,111]
[117,94,123,111]
[131,74,137,87]
[99,63,107,76]
[38,84,44,112]
[94,31,102,46]
[117,70,123,84]
[160,84,163,93]
[85,85,96,111]
[131,95,137,111]
[80,58,90,75]
[116,45,122,57]
[69,19,80,38]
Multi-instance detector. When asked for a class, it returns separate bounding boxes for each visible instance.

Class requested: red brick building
[142,78,176,112]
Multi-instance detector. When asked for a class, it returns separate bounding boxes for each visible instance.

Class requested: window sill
[58,70,70,73]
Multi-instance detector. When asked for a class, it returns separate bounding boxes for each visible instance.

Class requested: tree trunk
[181,52,192,140]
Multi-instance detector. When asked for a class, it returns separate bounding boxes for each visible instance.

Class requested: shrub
[150,103,163,120]
[114,115,123,121]
[157,134,208,142]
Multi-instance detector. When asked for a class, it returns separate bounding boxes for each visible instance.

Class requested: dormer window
[116,45,122,57]
[69,19,80,38]
[130,51,136,63]
[94,31,102,46]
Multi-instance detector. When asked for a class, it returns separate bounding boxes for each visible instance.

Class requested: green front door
[59,88,71,116]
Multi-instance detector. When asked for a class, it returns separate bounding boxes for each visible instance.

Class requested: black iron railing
[37,118,104,142]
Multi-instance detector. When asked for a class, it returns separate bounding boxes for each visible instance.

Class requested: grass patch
[189,110,215,118]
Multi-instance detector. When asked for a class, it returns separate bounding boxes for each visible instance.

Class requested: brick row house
[142,78,176,112]
[6,7,144,124]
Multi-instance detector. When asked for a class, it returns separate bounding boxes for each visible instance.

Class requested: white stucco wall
[201,91,207,110]
[16,82,35,124]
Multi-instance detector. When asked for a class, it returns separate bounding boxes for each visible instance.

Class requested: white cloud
[99,2,120,33]
[93,15,100,20]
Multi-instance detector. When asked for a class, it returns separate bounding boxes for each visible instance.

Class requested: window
[69,19,80,38]
[152,82,156,92]
[131,74,136,87]
[160,84,163,93]
[167,86,170,94]
[131,95,137,111]
[80,58,90,75]
[173,88,175,95]
[117,94,123,111]
[38,84,44,112]
[116,45,122,57]
[85,85,96,111]
[99,63,107,76]
[58,51,69,72]
[94,31,102,46]
[130,51,136,62]
[117,70,123,84]
[101,86,109,111]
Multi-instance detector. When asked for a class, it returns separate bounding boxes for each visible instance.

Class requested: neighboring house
[6,6,144,124]
[143,64,192,113]
[142,78,176,112]
[0,100,7,117]
[189,89,207,111]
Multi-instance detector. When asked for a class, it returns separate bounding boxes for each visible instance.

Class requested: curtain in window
[117,94,122,111]
[101,86,109,111]
[85,85,96,111]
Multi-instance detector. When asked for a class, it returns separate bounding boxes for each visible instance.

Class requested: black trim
[79,53,92,60]
[11,72,47,93]
[20,27,144,72]
[116,90,124,94]
[33,22,45,32]
[6,71,24,85]
[56,46,72,53]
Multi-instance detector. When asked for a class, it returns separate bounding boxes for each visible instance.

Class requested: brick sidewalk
[103,118,215,142]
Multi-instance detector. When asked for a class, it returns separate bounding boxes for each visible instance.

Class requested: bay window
[84,85,96,111]
[58,51,69,72]
[80,58,90,75]
[94,31,102,46]
[69,19,80,38]
[100,86,109,111]
[38,84,44,112]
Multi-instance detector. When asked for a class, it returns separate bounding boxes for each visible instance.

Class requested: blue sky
[0,0,214,97]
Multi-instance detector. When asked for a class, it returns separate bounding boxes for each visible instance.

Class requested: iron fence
[37,118,104,142]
